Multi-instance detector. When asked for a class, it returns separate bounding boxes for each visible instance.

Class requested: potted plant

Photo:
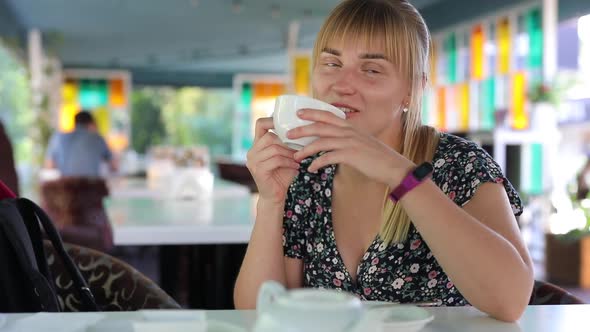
[545,190,590,288]
[527,81,560,131]
[527,73,581,131]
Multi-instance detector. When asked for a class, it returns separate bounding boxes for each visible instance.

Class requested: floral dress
[282,133,523,305]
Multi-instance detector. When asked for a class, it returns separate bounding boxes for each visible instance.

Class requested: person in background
[45,111,117,177]
[234,0,533,322]
[0,120,19,195]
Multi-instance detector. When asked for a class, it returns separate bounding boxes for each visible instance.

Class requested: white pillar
[543,0,558,81]
[28,29,44,105]
[287,20,300,94]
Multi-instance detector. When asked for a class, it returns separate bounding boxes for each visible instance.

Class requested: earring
[402,106,409,113]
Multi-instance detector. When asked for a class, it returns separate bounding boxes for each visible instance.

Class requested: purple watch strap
[389,170,423,203]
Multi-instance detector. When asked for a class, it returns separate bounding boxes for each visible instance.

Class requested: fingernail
[297,110,304,116]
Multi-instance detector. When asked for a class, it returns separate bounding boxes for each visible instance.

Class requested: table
[105,177,257,308]
[106,178,257,246]
[2,305,590,331]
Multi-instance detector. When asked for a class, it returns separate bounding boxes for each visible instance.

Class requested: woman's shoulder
[431,132,505,193]
[432,133,522,214]
[436,133,487,155]
[433,133,496,168]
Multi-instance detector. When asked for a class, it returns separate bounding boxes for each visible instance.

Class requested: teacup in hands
[272,95,345,150]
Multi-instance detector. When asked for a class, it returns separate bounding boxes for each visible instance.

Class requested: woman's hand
[246,117,300,204]
[289,109,414,188]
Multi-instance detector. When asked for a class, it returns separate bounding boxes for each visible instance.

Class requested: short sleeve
[99,136,112,161]
[282,158,314,259]
[433,136,523,217]
[45,134,58,162]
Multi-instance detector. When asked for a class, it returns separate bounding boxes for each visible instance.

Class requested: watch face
[412,162,433,180]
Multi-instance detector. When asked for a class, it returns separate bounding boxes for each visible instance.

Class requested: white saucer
[374,306,434,332]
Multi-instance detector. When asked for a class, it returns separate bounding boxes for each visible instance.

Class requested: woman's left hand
[289,109,415,188]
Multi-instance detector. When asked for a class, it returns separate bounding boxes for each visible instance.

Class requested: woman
[234,0,533,322]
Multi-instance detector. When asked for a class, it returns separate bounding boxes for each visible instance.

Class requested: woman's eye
[325,62,341,67]
[364,68,381,74]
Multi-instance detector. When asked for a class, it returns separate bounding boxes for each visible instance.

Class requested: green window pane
[480,77,496,130]
[445,33,457,84]
[529,143,543,195]
[526,8,543,70]
[79,80,107,109]
[240,83,252,114]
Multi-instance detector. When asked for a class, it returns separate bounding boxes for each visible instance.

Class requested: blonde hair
[312,0,440,245]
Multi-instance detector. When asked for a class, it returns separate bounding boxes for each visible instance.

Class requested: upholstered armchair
[44,241,180,311]
[529,280,585,305]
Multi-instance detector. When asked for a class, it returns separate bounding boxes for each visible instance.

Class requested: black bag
[0,197,99,312]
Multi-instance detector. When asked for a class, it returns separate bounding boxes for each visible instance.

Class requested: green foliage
[131,89,167,154]
[131,87,233,156]
[528,72,580,107]
[0,42,33,165]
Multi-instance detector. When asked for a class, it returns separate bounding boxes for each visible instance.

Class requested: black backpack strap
[0,199,59,312]
[17,200,52,283]
[17,198,99,312]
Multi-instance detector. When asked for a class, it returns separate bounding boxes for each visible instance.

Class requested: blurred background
[1,0,590,308]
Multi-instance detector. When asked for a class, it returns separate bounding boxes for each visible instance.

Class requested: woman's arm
[233,199,304,309]
[234,200,289,309]
[233,117,304,309]
[400,180,534,322]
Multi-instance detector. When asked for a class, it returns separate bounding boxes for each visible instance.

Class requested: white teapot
[253,281,434,332]
[253,281,370,332]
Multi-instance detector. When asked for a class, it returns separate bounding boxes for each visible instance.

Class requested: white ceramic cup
[272,94,345,150]
[255,280,363,332]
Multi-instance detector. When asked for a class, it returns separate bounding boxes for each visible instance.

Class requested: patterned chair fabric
[529,280,586,305]
[44,241,180,311]
[40,177,113,252]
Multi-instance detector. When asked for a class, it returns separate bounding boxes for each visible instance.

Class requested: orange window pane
[497,18,511,74]
[471,25,485,80]
[109,79,126,107]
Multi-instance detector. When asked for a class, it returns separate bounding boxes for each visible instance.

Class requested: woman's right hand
[246,117,300,204]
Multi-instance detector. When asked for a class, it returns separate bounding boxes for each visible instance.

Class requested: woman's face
[312,38,410,142]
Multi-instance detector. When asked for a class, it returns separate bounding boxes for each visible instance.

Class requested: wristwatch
[389,162,434,203]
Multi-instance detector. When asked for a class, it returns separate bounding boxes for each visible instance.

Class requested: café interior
[1,0,590,331]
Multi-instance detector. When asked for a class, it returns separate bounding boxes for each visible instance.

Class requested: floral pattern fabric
[282,133,523,305]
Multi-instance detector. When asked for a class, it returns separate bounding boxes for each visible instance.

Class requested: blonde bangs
[312,1,416,85]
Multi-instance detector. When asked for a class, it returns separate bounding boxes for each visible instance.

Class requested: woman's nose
[331,70,356,95]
